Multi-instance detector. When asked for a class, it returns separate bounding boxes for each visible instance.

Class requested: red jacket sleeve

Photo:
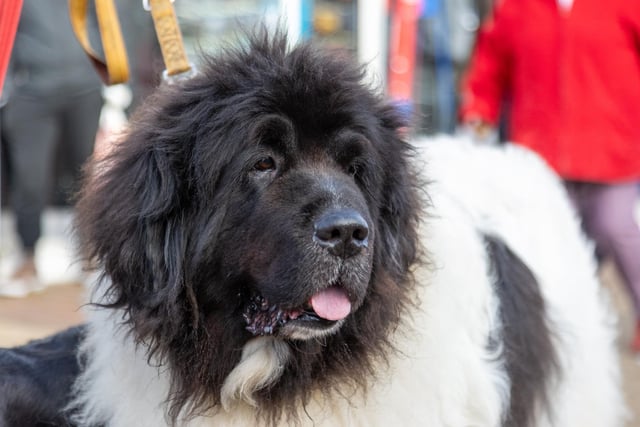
[0,0,23,95]
[624,2,640,53]
[459,1,513,125]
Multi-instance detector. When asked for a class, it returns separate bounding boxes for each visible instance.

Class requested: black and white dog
[0,33,625,427]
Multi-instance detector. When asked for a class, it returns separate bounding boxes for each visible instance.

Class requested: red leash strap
[0,0,23,95]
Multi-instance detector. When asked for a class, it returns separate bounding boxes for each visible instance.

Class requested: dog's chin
[278,318,346,340]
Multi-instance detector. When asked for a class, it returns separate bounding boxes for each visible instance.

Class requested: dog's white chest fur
[71,137,624,427]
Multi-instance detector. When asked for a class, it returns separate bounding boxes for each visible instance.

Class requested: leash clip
[162,63,198,84]
[142,0,194,83]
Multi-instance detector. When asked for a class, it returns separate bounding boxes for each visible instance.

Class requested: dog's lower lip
[298,310,329,322]
[288,312,337,328]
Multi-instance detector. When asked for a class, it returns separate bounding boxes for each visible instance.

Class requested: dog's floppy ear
[371,105,422,282]
[75,122,193,337]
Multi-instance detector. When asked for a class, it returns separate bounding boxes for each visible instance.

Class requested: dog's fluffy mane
[75,30,422,424]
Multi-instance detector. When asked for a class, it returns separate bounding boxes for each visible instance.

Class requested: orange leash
[69,0,194,85]
[68,0,129,85]
[144,0,194,80]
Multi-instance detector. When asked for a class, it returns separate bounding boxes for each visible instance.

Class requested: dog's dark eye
[254,157,276,171]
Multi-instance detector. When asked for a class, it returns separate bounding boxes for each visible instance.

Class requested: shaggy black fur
[0,326,84,426]
[74,30,421,424]
[485,235,559,427]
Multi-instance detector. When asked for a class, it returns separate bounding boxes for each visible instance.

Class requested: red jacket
[459,0,640,182]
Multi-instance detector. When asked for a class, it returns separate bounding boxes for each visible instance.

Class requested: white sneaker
[0,257,45,298]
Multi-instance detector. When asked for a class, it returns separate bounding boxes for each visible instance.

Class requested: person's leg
[1,95,59,295]
[583,183,640,312]
[571,181,640,348]
[59,89,102,198]
[564,181,605,264]
[572,182,640,351]
[3,96,59,252]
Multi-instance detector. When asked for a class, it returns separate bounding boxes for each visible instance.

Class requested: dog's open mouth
[243,286,351,336]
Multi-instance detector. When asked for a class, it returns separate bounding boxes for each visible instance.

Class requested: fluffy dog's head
[76,31,421,423]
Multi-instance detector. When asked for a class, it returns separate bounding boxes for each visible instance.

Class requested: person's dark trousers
[0,88,102,251]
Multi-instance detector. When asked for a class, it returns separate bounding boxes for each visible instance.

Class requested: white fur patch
[220,337,291,410]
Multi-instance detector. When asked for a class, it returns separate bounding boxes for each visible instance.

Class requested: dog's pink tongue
[310,286,351,321]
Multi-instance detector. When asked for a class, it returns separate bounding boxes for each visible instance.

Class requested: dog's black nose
[314,210,369,258]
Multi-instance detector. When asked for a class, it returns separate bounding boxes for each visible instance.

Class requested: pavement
[0,208,87,343]
[0,283,85,346]
[0,209,639,425]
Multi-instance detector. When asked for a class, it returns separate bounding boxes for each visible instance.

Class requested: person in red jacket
[460,0,640,352]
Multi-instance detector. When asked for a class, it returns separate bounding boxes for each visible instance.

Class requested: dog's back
[407,136,624,426]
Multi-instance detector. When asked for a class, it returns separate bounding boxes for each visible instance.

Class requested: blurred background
[0,0,493,225]
[1,0,639,424]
